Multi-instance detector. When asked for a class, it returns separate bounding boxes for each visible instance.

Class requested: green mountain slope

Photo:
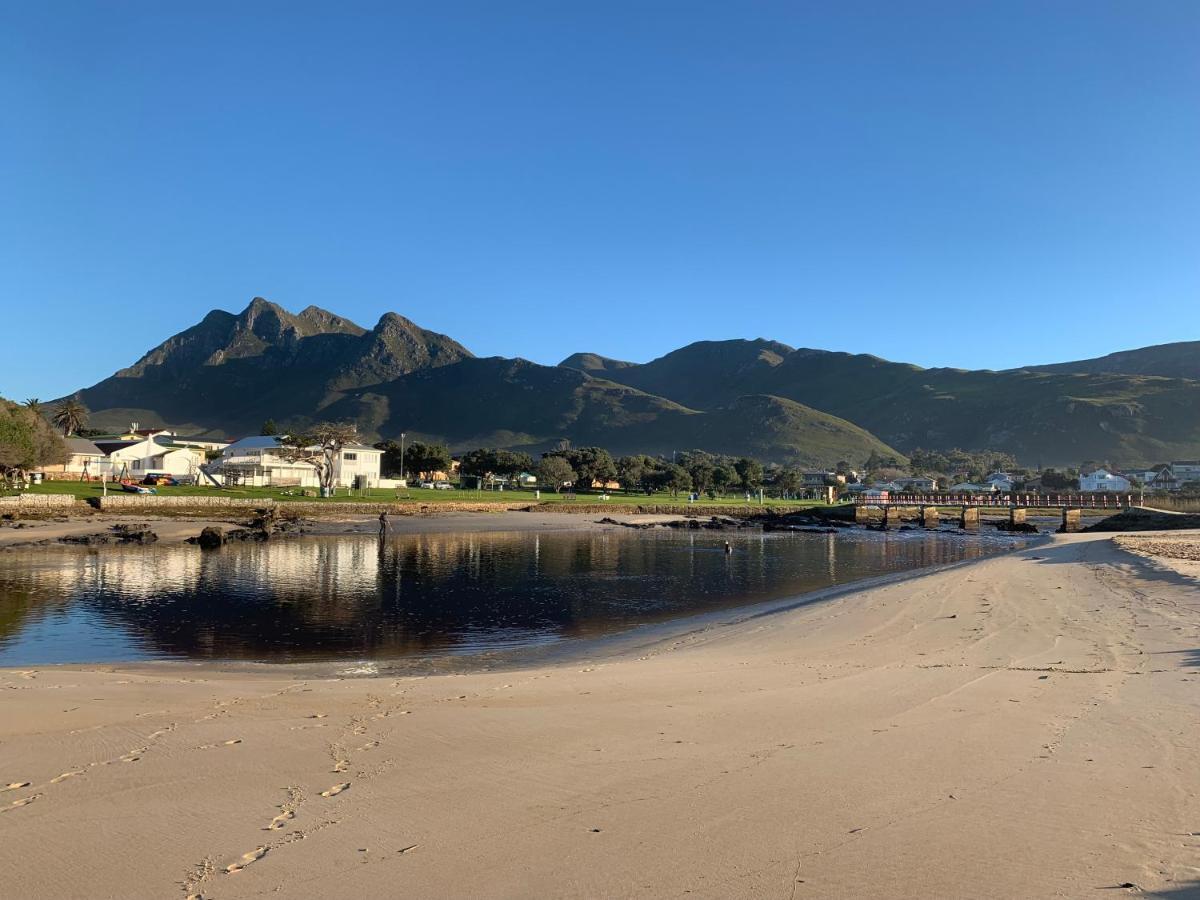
[1024,341,1200,381]
[570,342,1200,466]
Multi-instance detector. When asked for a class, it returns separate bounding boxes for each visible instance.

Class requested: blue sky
[2,2,1198,400]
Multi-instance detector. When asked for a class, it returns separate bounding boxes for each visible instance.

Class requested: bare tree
[276,422,359,493]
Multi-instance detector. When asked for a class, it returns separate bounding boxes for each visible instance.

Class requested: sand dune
[1,532,1198,898]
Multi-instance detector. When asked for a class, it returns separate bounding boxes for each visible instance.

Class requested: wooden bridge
[851,493,1135,532]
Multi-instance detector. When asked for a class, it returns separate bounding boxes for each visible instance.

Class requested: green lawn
[15,480,830,509]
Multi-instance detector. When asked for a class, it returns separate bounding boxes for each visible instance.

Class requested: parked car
[433,481,454,490]
[419,481,436,489]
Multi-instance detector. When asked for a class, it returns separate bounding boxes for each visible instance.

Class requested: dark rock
[193,526,225,549]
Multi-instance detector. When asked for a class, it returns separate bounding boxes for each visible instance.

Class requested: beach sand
[1,532,1198,898]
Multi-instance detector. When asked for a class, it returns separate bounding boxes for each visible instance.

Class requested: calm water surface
[0,528,1025,666]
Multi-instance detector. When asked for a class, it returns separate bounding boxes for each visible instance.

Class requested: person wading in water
[379,510,390,538]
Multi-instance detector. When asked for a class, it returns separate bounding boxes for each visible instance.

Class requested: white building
[42,438,110,478]
[895,476,938,492]
[214,436,382,488]
[94,436,207,480]
[1171,461,1200,487]
[984,472,1015,492]
[1080,469,1131,493]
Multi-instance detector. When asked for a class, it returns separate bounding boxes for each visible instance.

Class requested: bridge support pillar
[881,506,896,529]
[854,506,875,526]
[1059,508,1081,533]
[960,506,979,530]
[1009,507,1027,528]
[920,505,939,528]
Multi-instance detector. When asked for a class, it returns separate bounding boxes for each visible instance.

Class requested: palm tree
[51,399,88,437]
[24,398,41,415]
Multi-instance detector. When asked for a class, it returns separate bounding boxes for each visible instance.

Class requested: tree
[685,458,715,494]
[617,455,652,494]
[458,448,534,482]
[376,439,452,480]
[260,419,279,436]
[0,398,66,478]
[663,463,692,497]
[711,464,737,497]
[276,422,359,493]
[24,398,41,415]
[537,455,575,491]
[543,446,617,491]
[51,399,88,437]
[775,469,802,497]
[734,457,763,493]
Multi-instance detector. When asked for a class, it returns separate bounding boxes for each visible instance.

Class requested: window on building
[343,452,357,461]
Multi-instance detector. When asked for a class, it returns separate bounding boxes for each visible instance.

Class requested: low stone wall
[89,495,799,518]
[0,493,78,511]
[96,496,271,510]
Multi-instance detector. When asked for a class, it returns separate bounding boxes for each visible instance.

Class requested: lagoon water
[0,528,1025,666]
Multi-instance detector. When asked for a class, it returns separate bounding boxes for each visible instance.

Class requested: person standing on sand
[379,510,389,537]
[724,540,732,554]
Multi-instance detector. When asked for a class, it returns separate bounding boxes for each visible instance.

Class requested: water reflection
[0,529,1022,665]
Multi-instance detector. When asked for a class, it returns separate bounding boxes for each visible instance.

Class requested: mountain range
[62,298,1200,468]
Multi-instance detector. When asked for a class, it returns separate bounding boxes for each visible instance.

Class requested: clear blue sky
[2,1,1198,400]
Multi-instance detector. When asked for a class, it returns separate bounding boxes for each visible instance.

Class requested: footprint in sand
[2,793,41,812]
[332,759,349,773]
[50,771,83,784]
[225,847,268,873]
[4,782,30,791]
[265,810,295,831]
[320,782,350,798]
[120,749,145,763]
[198,739,243,750]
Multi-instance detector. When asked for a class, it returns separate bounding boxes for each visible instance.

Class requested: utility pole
[400,432,406,484]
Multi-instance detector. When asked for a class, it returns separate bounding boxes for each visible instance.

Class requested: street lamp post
[400,432,406,484]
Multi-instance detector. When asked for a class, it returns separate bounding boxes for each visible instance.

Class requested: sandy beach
[2,531,1198,899]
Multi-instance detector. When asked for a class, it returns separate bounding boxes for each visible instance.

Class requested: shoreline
[0,523,1035,675]
[3,531,1199,897]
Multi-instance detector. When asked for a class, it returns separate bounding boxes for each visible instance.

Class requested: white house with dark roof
[214,436,382,488]
[1079,469,1131,492]
[41,438,110,477]
[94,435,207,479]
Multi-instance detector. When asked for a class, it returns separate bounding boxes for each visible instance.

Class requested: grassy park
[13,479,831,510]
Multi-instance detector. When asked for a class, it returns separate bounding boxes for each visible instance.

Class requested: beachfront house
[40,438,110,478]
[1080,469,1131,492]
[93,435,207,480]
[214,436,382,488]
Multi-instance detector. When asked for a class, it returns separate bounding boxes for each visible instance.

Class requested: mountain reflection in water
[0,528,1023,665]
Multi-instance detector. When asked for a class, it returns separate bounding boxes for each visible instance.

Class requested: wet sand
[1,532,1199,898]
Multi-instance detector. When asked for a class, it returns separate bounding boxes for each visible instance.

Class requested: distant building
[984,472,1015,491]
[951,481,997,493]
[1171,461,1200,486]
[895,476,938,492]
[215,436,382,488]
[1079,469,1131,492]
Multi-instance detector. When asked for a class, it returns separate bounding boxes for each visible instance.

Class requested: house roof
[64,438,104,456]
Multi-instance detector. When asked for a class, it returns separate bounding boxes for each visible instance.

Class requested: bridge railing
[852,493,1134,509]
